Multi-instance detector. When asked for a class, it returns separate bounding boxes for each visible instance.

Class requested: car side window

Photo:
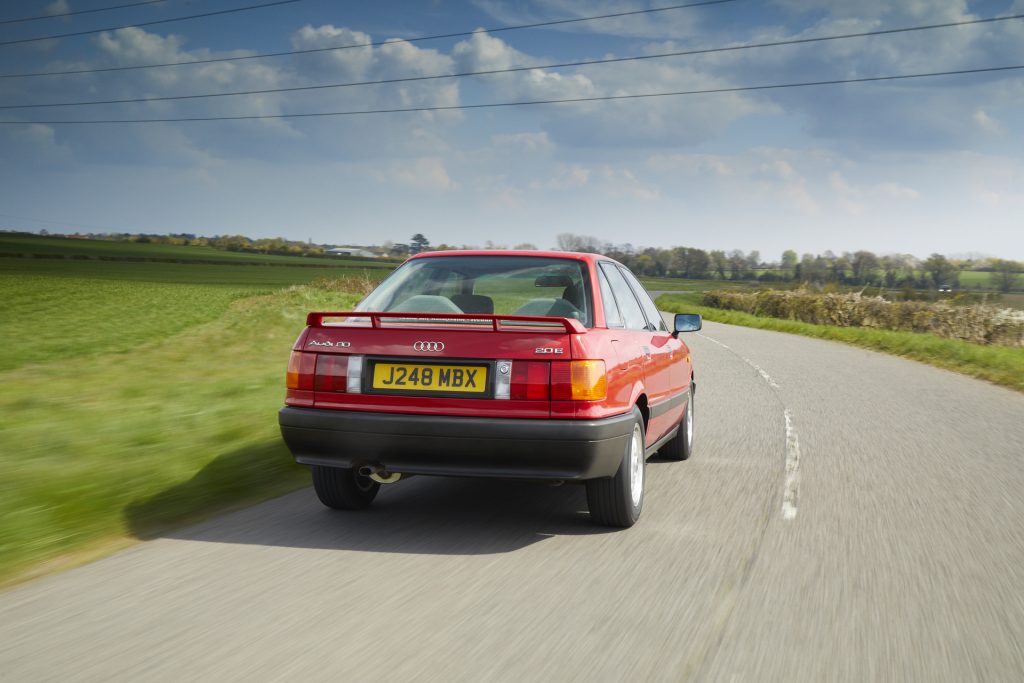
[597,267,623,328]
[618,266,668,332]
[600,262,648,331]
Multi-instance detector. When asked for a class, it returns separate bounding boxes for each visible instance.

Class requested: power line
[3,64,1020,124]
[4,13,1022,110]
[0,1,170,25]
[0,0,736,77]
[0,0,302,47]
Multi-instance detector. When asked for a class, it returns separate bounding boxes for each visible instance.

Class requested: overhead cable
[0,1,170,25]
[3,13,1022,109]
[0,0,736,76]
[2,64,1020,124]
[0,0,302,47]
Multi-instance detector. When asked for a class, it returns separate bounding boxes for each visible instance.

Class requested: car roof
[409,249,609,265]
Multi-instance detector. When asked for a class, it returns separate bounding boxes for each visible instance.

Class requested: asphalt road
[2,319,1024,682]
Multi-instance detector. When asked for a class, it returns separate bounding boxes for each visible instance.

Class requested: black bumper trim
[278,407,635,480]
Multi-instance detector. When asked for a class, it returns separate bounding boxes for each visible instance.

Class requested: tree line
[552,233,1022,292]
[20,228,1023,292]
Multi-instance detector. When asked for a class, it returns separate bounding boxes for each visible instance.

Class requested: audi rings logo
[413,341,445,352]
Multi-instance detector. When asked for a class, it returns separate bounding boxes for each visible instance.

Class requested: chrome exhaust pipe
[358,465,403,484]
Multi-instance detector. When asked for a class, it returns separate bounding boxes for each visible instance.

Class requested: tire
[311,465,380,510]
[586,407,646,528]
[660,383,694,461]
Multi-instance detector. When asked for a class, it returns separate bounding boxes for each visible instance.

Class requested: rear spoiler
[306,311,587,334]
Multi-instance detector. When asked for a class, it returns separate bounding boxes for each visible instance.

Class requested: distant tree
[798,253,828,283]
[922,253,959,289]
[727,249,747,280]
[990,259,1022,293]
[410,233,430,254]
[513,242,537,250]
[781,249,798,280]
[633,254,657,276]
[709,250,728,280]
[746,250,761,273]
[556,233,601,252]
[830,253,850,283]
[673,247,710,279]
[850,250,880,285]
[880,254,916,288]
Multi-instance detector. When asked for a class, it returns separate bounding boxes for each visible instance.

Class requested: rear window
[357,256,593,327]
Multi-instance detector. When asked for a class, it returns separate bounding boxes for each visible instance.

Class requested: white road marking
[781,409,801,521]
[697,333,779,389]
[698,331,800,520]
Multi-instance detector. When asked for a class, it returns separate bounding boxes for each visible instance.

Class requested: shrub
[701,288,1024,346]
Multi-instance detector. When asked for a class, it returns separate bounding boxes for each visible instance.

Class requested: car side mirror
[672,313,702,337]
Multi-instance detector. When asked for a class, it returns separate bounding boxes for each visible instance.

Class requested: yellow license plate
[371,363,488,393]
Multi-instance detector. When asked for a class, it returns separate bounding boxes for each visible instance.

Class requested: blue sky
[1,0,1023,259]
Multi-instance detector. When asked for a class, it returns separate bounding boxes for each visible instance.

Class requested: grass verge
[658,292,1024,393]
[0,284,362,586]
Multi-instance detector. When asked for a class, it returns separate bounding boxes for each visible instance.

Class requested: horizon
[4,228,1015,266]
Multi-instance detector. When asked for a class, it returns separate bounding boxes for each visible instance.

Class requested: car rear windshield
[356,256,593,327]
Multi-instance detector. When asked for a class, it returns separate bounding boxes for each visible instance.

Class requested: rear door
[616,265,685,442]
[599,262,668,445]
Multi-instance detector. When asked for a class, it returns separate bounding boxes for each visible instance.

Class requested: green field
[0,233,397,269]
[0,243,375,584]
[1,256,387,286]
[658,292,1024,393]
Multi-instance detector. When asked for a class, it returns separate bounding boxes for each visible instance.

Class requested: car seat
[450,293,495,314]
[562,282,584,310]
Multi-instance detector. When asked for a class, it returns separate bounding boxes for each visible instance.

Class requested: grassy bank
[658,292,1024,393]
[0,272,363,585]
[0,284,362,584]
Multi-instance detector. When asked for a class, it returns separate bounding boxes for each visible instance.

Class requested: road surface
[2,319,1023,682]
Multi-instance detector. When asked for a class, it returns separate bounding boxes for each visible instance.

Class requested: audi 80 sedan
[279,250,701,527]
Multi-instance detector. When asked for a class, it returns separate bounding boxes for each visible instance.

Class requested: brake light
[510,361,550,400]
[551,360,607,401]
[286,351,316,390]
[314,354,347,392]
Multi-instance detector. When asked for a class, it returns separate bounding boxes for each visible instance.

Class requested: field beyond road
[0,247,375,584]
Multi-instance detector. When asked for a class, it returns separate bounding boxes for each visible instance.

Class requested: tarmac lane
[1,319,1023,682]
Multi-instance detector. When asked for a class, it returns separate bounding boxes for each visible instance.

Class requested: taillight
[286,351,316,390]
[552,360,607,401]
[510,361,550,400]
[314,354,347,392]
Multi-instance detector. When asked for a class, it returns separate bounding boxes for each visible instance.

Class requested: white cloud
[452,30,534,72]
[0,124,73,166]
[472,0,704,40]
[450,31,770,147]
[289,26,462,122]
[531,164,590,190]
[491,132,553,152]
[973,110,1004,134]
[383,157,458,192]
[46,0,70,17]
[290,25,374,79]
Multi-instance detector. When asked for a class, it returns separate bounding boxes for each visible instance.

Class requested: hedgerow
[701,289,1024,346]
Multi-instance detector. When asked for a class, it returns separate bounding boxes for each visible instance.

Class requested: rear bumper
[278,407,634,480]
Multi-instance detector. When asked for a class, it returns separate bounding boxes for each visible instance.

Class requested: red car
[279,250,701,527]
